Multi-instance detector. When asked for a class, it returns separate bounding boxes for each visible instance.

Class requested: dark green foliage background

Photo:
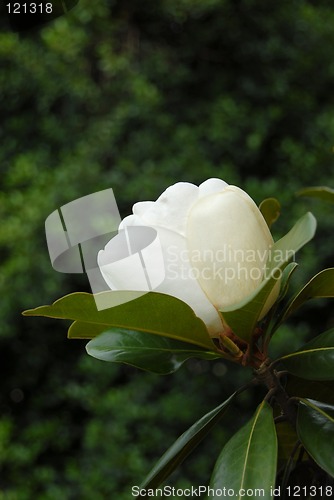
[0,0,333,497]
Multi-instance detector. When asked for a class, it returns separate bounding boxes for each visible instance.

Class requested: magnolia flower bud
[98,179,280,337]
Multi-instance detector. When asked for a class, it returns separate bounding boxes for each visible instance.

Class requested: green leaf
[221,269,281,343]
[278,268,334,324]
[141,392,237,489]
[86,328,223,374]
[68,321,108,339]
[297,186,334,203]
[221,212,316,342]
[259,197,281,228]
[278,328,334,380]
[297,399,334,477]
[209,401,277,500]
[23,291,215,350]
[267,212,316,271]
[265,263,298,345]
[277,262,299,302]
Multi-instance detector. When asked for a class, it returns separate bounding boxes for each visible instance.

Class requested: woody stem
[254,360,297,427]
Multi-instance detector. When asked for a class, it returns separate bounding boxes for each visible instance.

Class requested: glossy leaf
[221,212,316,342]
[259,197,281,228]
[222,269,281,343]
[141,392,237,489]
[297,186,334,203]
[266,212,316,270]
[210,401,277,499]
[278,268,334,324]
[279,328,334,380]
[264,263,298,344]
[23,291,215,350]
[297,399,334,477]
[277,262,298,302]
[86,328,223,374]
[265,262,298,339]
[68,321,108,339]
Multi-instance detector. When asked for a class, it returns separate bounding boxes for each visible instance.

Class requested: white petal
[187,187,276,310]
[152,226,224,336]
[137,182,199,236]
[98,224,224,337]
[199,178,228,197]
[133,201,155,217]
[119,213,143,229]
[98,226,165,291]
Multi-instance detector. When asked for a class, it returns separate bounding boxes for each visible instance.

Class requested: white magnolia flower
[98,179,280,337]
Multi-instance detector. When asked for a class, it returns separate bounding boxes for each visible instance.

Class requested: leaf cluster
[23,203,334,492]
